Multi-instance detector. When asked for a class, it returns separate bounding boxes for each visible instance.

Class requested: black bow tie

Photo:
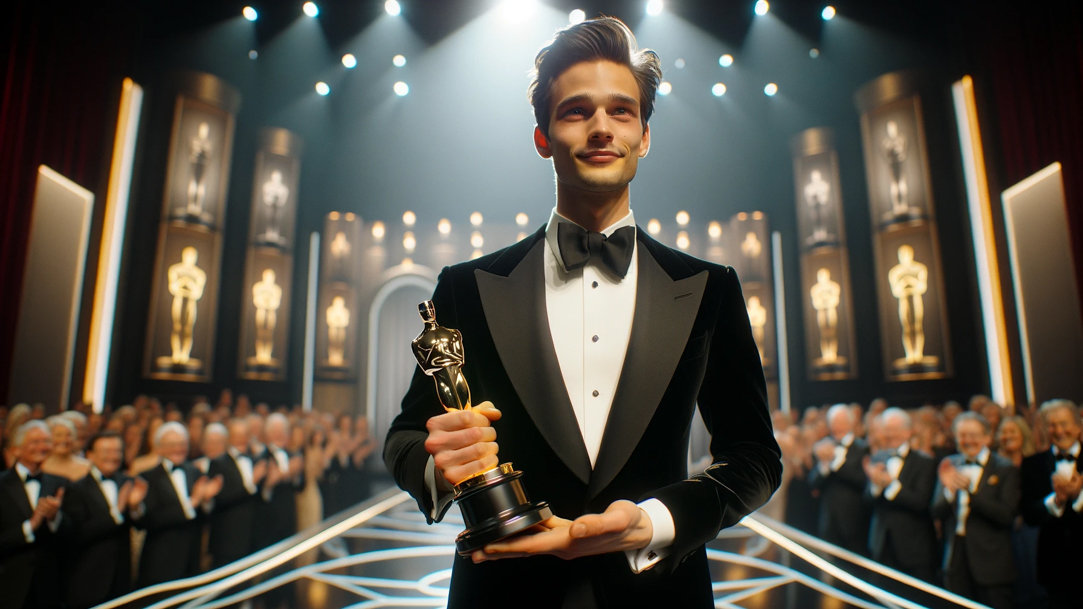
[24,472,42,484]
[1055,452,1076,462]
[556,223,635,278]
[963,459,981,467]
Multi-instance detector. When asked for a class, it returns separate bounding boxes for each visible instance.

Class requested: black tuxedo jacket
[207,452,259,566]
[866,449,937,572]
[808,438,870,554]
[133,461,203,587]
[1021,450,1083,592]
[63,471,134,608]
[253,445,302,550]
[385,228,782,608]
[931,452,1019,585]
[0,468,69,609]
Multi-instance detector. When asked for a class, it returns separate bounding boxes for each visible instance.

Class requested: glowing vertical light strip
[952,75,1013,405]
[771,232,790,414]
[302,232,320,412]
[84,78,143,413]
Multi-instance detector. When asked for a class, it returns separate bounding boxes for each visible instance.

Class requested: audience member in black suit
[207,419,265,567]
[809,403,871,555]
[133,421,221,587]
[932,412,1019,609]
[0,420,69,609]
[1021,399,1083,609]
[63,431,148,609]
[863,407,938,582]
[255,413,303,550]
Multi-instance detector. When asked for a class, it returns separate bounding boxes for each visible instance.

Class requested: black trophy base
[453,462,552,556]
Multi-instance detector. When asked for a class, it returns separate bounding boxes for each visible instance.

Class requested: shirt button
[592,389,599,397]
[592,281,599,288]
[592,335,599,343]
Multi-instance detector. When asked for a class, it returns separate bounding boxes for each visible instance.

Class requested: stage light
[712,83,727,97]
[676,231,690,250]
[646,0,664,17]
[676,210,690,226]
[438,218,451,235]
[392,54,407,67]
[371,221,386,242]
[403,231,416,253]
[341,53,357,69]
[569,9,585,24]
[499,0,537,23]
[329,211,340,220]
[674,57,686,69]
[754,1,769,16]
[470,211,483,226]
[809,48,820,59]
[516,212,529,227]
[471,231,484,249]
[385,0,401,17]
[315,81,330,96]
[647,218,661,235]
[402,210,416,226]
[658,81,672,96]
[303,2,319,17]
[243,6,258,21]
[393,81,409,96]
[719,54,734,67]
[248,50,259,60]
[822,5,836,20]
[344,212,356,221]
[708,221,722,239]
[764,82,778,96]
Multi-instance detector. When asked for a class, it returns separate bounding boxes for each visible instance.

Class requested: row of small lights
[243,1,836,100]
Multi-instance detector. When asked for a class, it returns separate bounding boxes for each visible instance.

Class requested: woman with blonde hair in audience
[41,415,91,480]
[997,415,1036,467]
[997,415,1046,609]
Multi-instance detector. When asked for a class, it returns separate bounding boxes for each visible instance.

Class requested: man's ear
[533,126,552,159]
[639,123,651,158]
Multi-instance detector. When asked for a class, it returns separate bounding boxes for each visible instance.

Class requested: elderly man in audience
[863,407,938,582]
[194,422,228,473]
[133,421,222,587]
[63,431,148,609]
[207,418,265,568]
[932,412,1019,609]
[0,420,69,609]
[255,413,303,550]
[1021,399,1083,609]
[810,404,871,555]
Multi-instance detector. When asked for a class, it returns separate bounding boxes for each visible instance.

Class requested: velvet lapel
[588,241,707,498]
[475,238,592,485]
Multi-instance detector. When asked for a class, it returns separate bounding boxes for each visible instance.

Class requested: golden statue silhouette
[185,122,213,220]
[746,295,768,364]
[882,120,910,218]
[888,244,934,367]
[330,231,351,258]
[251,269,282,365]
[326,296,350,367]
[260,169,289,244]
[411,301,471,412]
[810,268,841,364]
[804,169,832,243]
[741,231,762,259]
[165,246,206,366]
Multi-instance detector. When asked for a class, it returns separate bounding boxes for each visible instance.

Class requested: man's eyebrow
[555,93,639,110]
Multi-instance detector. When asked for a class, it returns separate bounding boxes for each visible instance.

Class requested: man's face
[954,419,990,459]
[536,60,650,197]
[157,430,189,465]
[87,437,123,477]
[16,427,52,470]
[229,422,249,451]
[828,412,852,441]
[203,432,227,460]
[1045,407,1081,451]
[880,416,911,451]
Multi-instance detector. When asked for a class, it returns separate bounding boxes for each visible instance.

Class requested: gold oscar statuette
[412,300,551,555]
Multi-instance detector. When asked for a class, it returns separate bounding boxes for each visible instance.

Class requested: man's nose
[588,110,614,142]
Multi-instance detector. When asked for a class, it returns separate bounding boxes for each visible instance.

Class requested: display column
[729,212,777,391]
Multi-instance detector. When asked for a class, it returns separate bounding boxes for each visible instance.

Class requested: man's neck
[555,185,631,232]
[17,460,40,475]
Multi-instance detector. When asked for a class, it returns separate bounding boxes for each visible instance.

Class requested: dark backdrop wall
[2,0,1080,412]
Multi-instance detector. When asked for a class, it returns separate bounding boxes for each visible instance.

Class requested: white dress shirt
[944,447,989,535]
[91,466,125,525]
[163,460,197,519]
[15,462,62,542]
[230,447,257,494]
[1045,441,1083,517]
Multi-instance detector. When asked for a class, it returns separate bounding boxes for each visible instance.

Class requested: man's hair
[204,422,228,440]
[154,421,189,447]
[1039,398,1080,424]
[86,430,124,454]
[13,420,49,447]
[879,407,912,430]
[952,411,991,436]
[528,16,662,136]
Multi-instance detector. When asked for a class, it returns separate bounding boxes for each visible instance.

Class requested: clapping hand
[938,459,970,493]
[30,487,64,529]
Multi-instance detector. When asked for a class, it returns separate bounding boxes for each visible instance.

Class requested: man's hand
[938,459,969,493]
[813,438,836,464]
[126,476,149,510]
[863,457,893,488]
[30,488,64,529]
[471,500,653,563]
[1052,471,1083,506]
[252,459,267,485]
[424,401,501,487]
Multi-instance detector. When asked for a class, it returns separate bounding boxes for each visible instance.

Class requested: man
[862,407,937,582]
[809,403,870,555]
[385,17,780,608]
[63,431,148,608]
[207,418,264,567]
[133,421,220,587]
[254,413,303,550]
[0,420,68,608]
[1021,399,1083,609]
[931,412,1019,609]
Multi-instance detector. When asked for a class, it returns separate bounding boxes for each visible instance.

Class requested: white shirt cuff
[623,498,674,574]
[829,454,846,472]
[817,462,830,476]
[424,455,455,521]
[1073,491,1083,513]
[22,519,34,543]
[943,487,956,502]
[1045,492,1067,517]
[884,480,903,501]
